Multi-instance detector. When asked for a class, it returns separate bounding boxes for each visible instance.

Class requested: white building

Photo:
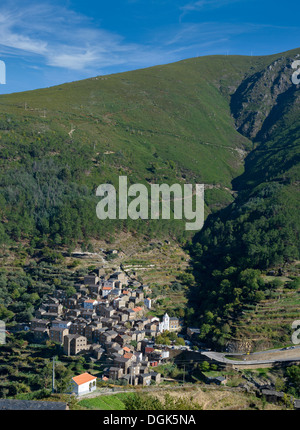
[71,372,97,396]
[144,297,152,309]
[102,280,115,289]
[159,313,170,333]
[83,299,98,310]
[161,350,170,359]
[52,320,72,330]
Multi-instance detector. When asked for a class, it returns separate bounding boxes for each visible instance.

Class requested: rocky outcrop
[226,339,253,353]
[230,56,300,141]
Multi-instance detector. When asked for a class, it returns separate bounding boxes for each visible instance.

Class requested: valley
[0,47,299,409]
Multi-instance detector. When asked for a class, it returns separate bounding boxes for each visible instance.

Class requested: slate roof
[0,399,68,410]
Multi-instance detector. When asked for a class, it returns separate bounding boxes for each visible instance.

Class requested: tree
[175,337,185,346]
[54,363,73,393]
[198,361,210,372]
[0,305,14,322]
[285,365,300,396]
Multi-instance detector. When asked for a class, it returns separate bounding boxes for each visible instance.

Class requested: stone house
[88,285,101,295]
[48,303,63,315]
[31,318,50,330]
[32,327,49,342]
[121,374,139,386]
[139,373,152,386]
[115,334,132,347]
[49,327,69,344]
[169,317,180,331]
[124,309,135,320]
[63,334,88,356]
[84,275,99,285]
[131,330,145,342]
[113,356,132,373]
[67,309,81,318]
[93,328,107,343]
[64,297,77,309]
[69,322,87,336]
[52,319,72,330]
[109,367,124,380]
[89,344,104,360]
[100,330,118,344]
[150,372,161,384]
[136,291,144,302]
[40,312,58,321]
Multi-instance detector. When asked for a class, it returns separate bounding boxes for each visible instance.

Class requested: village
[30,266,182,395]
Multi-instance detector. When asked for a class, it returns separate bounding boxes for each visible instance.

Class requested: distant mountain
[1,48,299,247]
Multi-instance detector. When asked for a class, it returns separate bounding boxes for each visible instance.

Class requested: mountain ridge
[0,48,299,350]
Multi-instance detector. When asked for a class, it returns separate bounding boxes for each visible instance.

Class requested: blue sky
[0,0,299,94]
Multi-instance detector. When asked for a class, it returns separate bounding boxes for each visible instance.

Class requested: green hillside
[0,47,299,349]
[188,48,300,349]
[1,50,298,246]
[0,54,263,246]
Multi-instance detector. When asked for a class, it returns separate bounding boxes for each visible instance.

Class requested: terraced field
[233,288,300,349]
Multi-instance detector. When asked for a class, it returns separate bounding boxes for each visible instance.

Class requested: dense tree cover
[186,67,300,348]
[0,261,78,326]
[0,116,191,248]
[155,330,185,346]
[285,365,300,397]
[186,172,299,347]
[0,271,40,324]
[0,333,91,398]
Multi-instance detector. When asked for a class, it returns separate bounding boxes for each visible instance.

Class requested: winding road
[201,345,300,366]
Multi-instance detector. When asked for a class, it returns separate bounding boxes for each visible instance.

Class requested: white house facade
[159,313,170,333]
[71,373,97,396]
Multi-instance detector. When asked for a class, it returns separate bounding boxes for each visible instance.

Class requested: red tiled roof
[72,372,97,386]
[124,353,133,359]
[132,307,143,312]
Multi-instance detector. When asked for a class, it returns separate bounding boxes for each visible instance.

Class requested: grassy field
[78,393,134,410]
[76,386,287,410]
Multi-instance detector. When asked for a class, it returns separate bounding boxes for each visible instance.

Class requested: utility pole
[52,356,55,393]
[131,366,132,386]
[113,368,116,392]
[183,364,185,385]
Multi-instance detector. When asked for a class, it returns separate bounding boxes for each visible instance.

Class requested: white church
[159,313,170,332]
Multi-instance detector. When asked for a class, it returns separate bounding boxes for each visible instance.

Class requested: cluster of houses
[30,267,181,388]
